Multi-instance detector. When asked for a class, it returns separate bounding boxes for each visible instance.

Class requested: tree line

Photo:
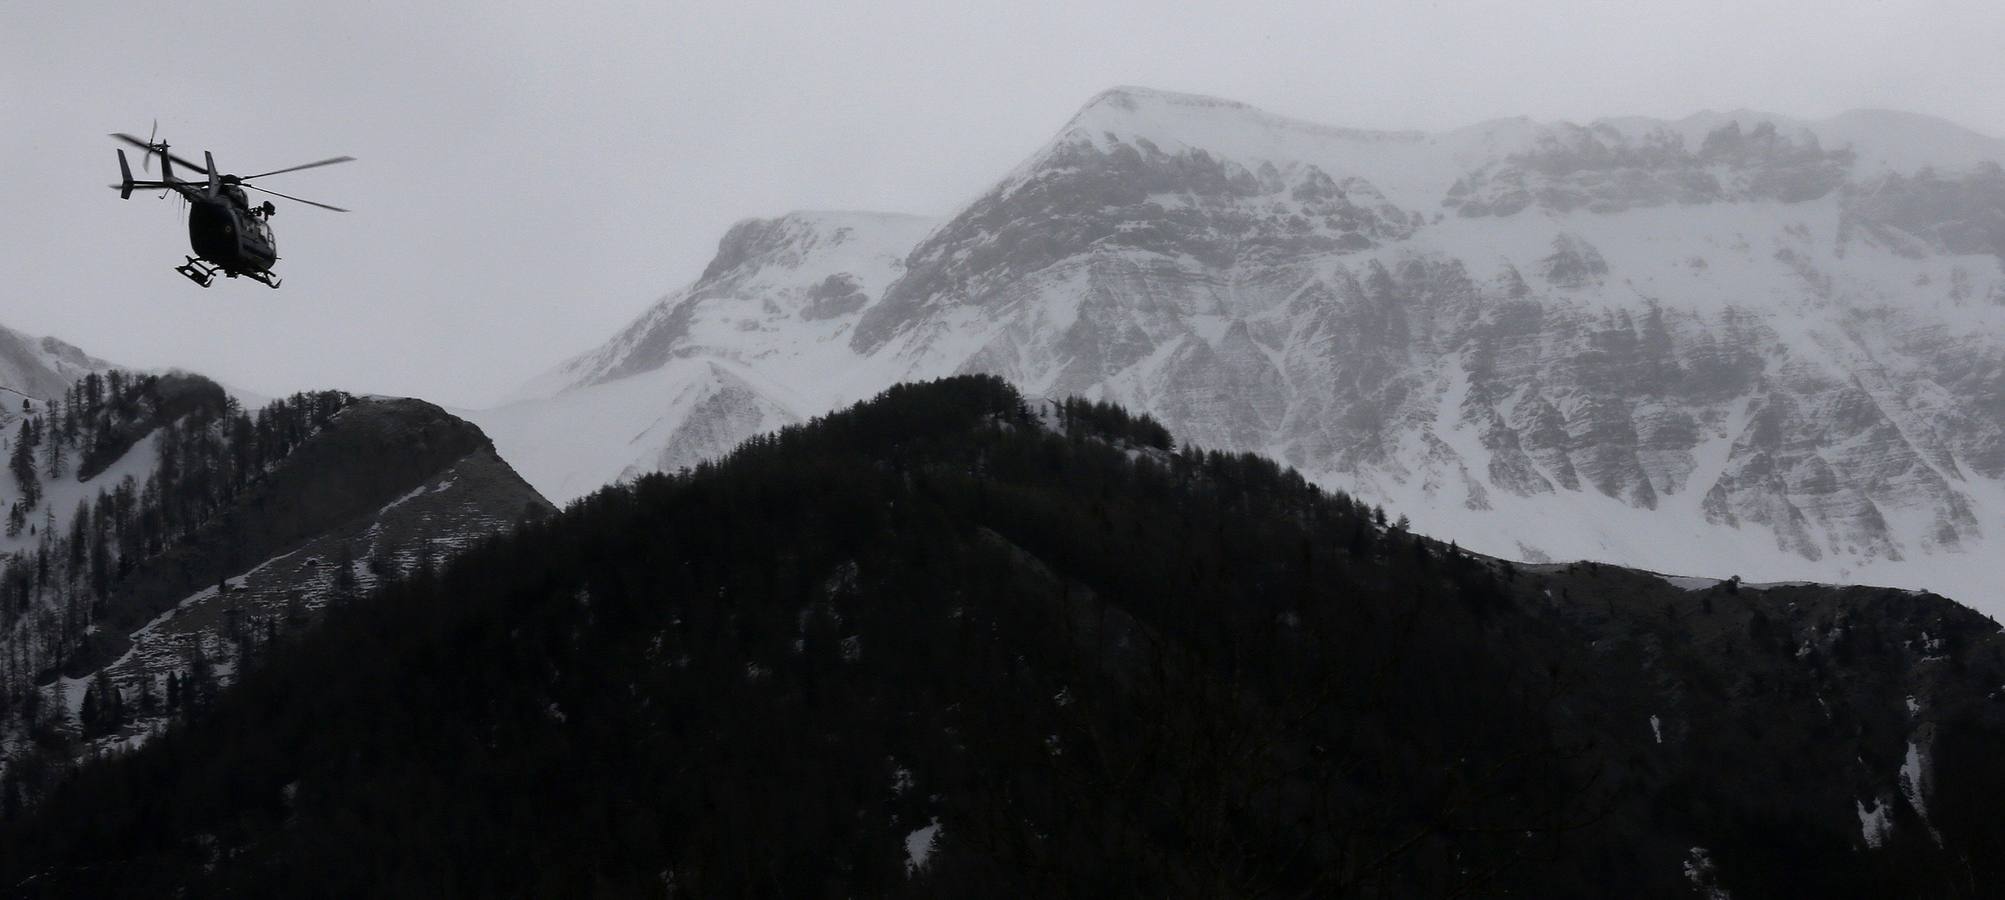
[0,371,348,797]
[0,375,1616,897]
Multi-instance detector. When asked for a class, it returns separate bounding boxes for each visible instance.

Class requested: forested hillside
[2,371,348,688]
[3,376,2001,897]
[0,372,551,819]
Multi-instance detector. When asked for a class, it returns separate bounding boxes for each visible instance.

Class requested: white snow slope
[471,88,2005,615]
[0,324,108,409]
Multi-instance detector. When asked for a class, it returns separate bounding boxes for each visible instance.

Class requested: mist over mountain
[474,87,2005,612]
[0,325,109,412]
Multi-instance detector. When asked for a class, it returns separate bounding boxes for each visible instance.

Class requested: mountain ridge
[0,325,110,407]
[9,376,2003,896]
[0,367,552,806]
[479,85,2005,612]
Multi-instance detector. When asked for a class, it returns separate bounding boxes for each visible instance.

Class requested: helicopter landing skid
[173,258,281,289]
[174,257,216,288]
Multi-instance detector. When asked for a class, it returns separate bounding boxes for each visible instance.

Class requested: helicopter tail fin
[205,151,219,196]
[116,149,134,199]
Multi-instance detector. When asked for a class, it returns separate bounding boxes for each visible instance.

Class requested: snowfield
[468,87,2005,615]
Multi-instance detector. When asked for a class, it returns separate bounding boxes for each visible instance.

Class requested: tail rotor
[146,121,170,199]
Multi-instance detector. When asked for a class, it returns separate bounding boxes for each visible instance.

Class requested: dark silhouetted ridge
[4,375,2001,898]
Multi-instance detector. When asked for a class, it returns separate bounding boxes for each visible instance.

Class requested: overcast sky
[4,0,2003,407]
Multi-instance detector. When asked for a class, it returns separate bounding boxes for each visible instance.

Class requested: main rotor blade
[110,132,207,174]
[240,155,355,180]
[242,182,349,212]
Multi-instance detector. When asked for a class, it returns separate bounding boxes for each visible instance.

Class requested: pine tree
[66,499,88,573]
[369,537,398,578]
[414,537,437,581]
[185,651,214,716]
[333,544,358,596]
[101,674,122,733]
[41,404,63,480]
[9,420,39,510]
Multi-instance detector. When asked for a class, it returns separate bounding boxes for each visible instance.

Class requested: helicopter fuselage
[186,190,277,275]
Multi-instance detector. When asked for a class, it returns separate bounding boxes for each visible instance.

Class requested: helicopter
[109,126,353,288]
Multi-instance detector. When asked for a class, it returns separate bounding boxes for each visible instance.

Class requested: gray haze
[4,0,2003,407]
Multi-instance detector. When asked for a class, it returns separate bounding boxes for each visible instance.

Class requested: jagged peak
[1605,107,2005,173]
[742,209,935,229]
[697,210,934,282]
[1001,88,1982,209]
[1070,85,1259,119]
[977,86,1435,210]
[0,321,112,402]
[1055,85,1424,150]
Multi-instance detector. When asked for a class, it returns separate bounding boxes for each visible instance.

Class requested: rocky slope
[479,87,2005,613]
[473,211,934,501]
[0,371,550,803]
[0,324,108,413]
[8,378,2002,896]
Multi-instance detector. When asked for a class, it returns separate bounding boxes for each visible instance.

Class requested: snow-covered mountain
[476,87,2005,612]
[0,323,107,409]
[472,211,936,501]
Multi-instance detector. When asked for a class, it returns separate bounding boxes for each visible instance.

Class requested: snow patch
[1857,798,1893,849]
[378,481,431,514]
[1,430,163,557]
[1682,846,1731,899]
[904,819,942,876]
[1899,737,1941,844]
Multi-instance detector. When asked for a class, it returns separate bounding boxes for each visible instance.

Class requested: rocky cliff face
[489,87,2005,611]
